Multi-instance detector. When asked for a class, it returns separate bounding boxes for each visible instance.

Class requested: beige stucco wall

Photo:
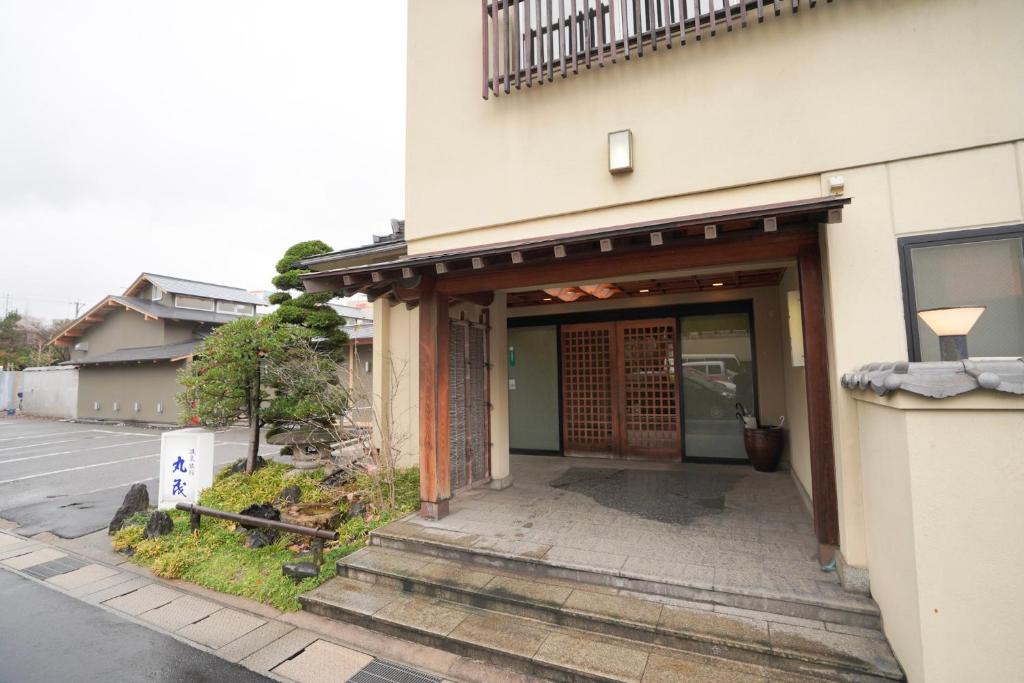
[853,391,1024,683]
[777,267,811,500]
[71,308,168,361]
[77,363,183,423]
[404,0,1024,570]
[406,0,1024,250]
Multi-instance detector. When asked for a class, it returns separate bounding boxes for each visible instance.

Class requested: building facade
[51,273,265,424]
[305,2,1024,680]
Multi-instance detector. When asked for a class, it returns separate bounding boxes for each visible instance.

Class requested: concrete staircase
[301,536,904,682]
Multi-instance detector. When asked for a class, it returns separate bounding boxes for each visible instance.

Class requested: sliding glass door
[679,311,756,461]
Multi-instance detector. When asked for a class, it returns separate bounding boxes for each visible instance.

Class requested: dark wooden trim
[897,223,1024,362]
[797,242,839,550]
[418,279,451,519]
[438,228,817,296]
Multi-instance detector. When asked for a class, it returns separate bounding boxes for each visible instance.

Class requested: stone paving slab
[69,569,137,597]
[103,583,182,616]
[81,575,152,604]
[47,563,120,590]
[0,542,42,561]
[659,603,772,652]
[177,608,267,649]
[0,532,26,548]
[272,639,373,683]
[139,595,222,631]
[769,622,904,679]
[532,630,650,683]
[239,628,319,672]
[1,547,66,569]
[447,611,550,660]
[21,555,88,580]
[374,596,469,637]
[217,620,296,663]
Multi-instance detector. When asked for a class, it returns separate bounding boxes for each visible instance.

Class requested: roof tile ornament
[841,359,1024,398]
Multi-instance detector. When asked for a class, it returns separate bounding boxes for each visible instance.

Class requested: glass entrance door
[680,311,756,460]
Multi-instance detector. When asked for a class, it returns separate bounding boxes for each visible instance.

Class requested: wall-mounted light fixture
[917,306,986,361]
[608,129,633,175]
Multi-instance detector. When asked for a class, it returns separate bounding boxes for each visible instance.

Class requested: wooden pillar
[418,279,451,519]
[798,242,840,560]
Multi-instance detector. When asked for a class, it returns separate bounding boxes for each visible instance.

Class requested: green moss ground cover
[113,462,419,611]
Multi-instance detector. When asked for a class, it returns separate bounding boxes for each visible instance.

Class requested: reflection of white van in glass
[681,354,741,382]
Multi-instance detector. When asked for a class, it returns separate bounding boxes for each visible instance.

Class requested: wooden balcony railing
[482,0,835,99]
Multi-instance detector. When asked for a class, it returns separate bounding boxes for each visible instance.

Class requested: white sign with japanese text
[158,428,215,510]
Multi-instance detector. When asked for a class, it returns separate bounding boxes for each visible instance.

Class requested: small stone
[143,510,174,539]
[282,562,319,580]
[222,455,267,476]
[108,483,150,535]
[277,485,301,505]
[244,529,279,548]
[344,500,366,521]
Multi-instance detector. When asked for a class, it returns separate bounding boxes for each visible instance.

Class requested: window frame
[174,294,215,312]
[898,223,1024,362]
[216,301,255,316]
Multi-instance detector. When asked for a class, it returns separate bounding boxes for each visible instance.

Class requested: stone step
[369,522,882,630]
[330,546,903,682]
[302,572,903,683]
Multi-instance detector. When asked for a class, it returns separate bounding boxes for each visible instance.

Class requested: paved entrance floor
[387,455,876,618]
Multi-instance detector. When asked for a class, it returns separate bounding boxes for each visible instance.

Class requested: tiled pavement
[394,455,875,615]
[0,527,530,683]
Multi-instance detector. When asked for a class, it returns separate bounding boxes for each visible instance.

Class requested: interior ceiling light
[711,282,725,287]
[578,283,622,300]
[639,288,650,293]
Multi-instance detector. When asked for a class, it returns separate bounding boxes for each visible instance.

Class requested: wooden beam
[437,228,817,296]
[452,291,495,307]
[798,242,840,557]
[418,279,451,519]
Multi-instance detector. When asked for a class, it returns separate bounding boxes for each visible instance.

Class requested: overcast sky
[0,1,407,322]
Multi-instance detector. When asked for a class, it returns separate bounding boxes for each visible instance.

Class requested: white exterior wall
[21,366,79,419]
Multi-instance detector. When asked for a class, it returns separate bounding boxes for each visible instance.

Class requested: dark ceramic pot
[743,427,784,472]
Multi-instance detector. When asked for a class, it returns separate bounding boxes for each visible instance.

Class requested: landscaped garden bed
[112,461,419,611]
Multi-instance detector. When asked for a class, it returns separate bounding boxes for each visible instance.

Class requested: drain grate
[21,556,89,580]
[348,659,442,683]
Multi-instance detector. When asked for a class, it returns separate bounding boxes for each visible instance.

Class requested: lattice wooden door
[561,319,681,459]
[449,320,490,491]
[561,323,618,455]
[617,319,681,459]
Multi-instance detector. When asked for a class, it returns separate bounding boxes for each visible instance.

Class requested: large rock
[108,483,150,535]
[238,502,280,528]
[143,511,174,539]
[244,529,279,548]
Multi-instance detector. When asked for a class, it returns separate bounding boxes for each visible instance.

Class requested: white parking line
[0,430,94,443]
[0,431,146,453]
[0,439,159,465]
[0,453,160,485]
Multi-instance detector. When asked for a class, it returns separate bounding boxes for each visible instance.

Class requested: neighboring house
[50,273,265,424]
[300,3,1023,681]
[330,299,374,425]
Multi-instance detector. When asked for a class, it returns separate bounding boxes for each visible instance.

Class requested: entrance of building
[535,303,757,462]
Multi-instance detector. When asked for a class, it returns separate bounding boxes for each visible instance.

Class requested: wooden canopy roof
[301,196,850,306]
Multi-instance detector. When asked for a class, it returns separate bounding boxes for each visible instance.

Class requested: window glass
[175,295,215,311]
[910,236,1024,360]
[216,301,255,316]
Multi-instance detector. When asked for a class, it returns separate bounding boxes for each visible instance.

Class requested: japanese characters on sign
[158,428,214,510]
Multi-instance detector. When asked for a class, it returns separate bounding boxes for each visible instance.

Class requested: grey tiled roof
[74,340,199,366]
[142,273,266,305]
[329,303,373,321]
[842,359,1024,398]
[342,323,373,340]
[111,296,242,324]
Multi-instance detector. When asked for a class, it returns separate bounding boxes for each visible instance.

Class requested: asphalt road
[0,417,281,538]
[0,569,270,683]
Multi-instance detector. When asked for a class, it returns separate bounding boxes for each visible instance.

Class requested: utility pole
[72,300,85,318]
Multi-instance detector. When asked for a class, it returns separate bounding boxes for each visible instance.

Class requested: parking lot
[0,417,281,538]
